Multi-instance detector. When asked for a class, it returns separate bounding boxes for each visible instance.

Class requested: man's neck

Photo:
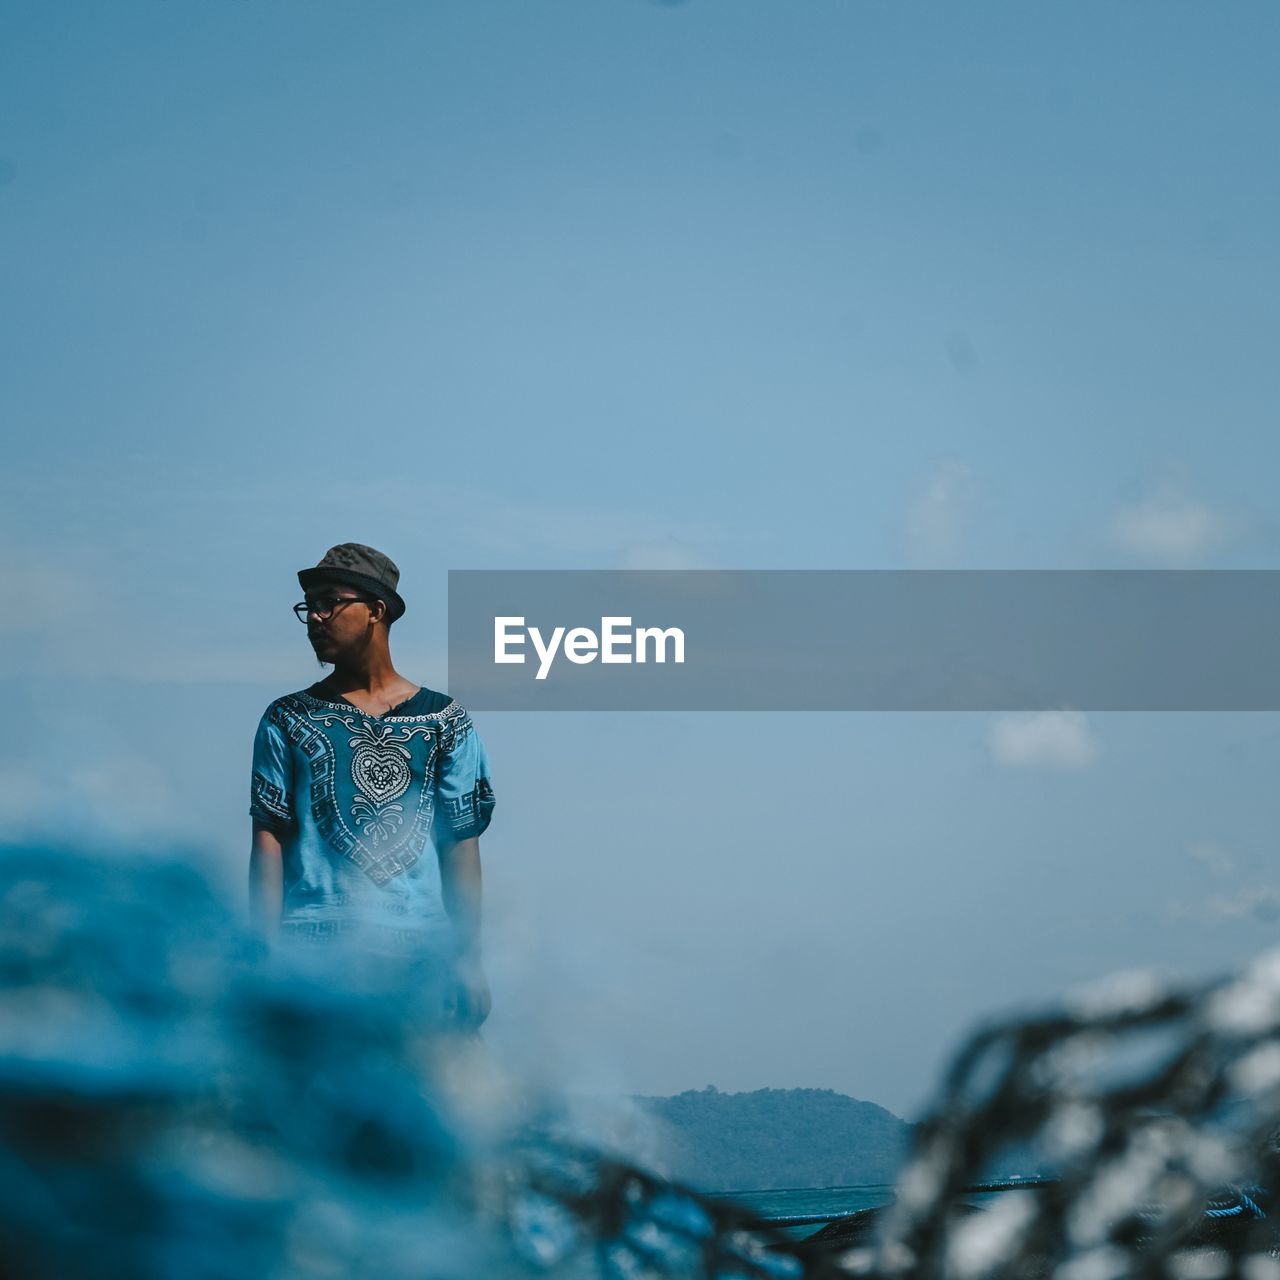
[320,652,409,700]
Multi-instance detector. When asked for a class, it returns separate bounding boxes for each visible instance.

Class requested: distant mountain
[627,1086,915,1193]
[521,1087,1047,1195]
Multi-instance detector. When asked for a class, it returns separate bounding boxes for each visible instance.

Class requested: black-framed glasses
[292,594,375,623]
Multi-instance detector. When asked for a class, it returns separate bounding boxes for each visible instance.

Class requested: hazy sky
[4,1,1280,1121]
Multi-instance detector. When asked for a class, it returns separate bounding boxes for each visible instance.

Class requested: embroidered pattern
[250,772,292,827]
[348,720,414,844]
[262,692,486,887]
[435,776,496,842]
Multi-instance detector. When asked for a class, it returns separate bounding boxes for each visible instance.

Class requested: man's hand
[447,957,492,1029]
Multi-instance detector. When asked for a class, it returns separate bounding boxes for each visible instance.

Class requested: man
[248,542,495,1028]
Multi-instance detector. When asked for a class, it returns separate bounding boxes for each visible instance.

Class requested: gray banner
[446,570,1280,711]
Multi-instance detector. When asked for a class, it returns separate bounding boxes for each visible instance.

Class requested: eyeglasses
[292,594,375,623]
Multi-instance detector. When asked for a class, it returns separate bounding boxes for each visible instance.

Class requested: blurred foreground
[4,845,1280,1279]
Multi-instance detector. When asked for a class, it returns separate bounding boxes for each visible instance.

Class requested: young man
[248,542,495,1027]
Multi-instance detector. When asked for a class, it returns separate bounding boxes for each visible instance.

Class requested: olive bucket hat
[297,543,406,623]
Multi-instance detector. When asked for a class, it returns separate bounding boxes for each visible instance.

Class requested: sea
[710,1185,1009,1242]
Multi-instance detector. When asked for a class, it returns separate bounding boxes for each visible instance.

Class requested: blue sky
[3,1,1280,1121]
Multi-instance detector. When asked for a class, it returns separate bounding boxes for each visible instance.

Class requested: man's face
[303,586,379,665]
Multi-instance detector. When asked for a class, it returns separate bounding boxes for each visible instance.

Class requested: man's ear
[370,598,389,627]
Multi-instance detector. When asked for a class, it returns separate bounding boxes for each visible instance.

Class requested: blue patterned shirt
[249,683,495,959]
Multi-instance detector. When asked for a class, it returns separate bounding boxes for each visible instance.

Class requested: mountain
[521,1088,1048,1195]
[627,1086,915,1193]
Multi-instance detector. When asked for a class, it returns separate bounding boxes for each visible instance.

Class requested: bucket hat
[297,543,406,623]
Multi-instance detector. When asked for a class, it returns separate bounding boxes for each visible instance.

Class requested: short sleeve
[431,708,496,847]
[249,705,295,836]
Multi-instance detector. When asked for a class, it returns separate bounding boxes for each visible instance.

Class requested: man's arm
[249,820,284,944]
[438,836,491,1026]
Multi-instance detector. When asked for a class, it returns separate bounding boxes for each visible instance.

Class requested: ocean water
[714,1185,1010,1242]
[718,1185,893,1221]
[706,1185,893,1245]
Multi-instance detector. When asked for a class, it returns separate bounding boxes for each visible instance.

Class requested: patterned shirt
[249,683,495,960]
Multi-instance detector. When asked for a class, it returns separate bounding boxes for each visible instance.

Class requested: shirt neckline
[343,687,421,718]
[300,684,449,721]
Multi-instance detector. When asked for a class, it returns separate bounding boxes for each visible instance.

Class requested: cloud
[1185,886,1280,924]
[1208,888,1280,922]
[0,753,184,842]
[615,541,716,570]
[987,711,1099,770]
[1109,482,1231,564]
[906,461,974,565]
[1189,840,1235,878]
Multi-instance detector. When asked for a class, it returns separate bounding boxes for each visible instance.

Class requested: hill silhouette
[629,1086,914,1193]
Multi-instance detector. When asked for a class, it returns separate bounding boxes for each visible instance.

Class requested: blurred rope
[502,962,1280,1278]
[6,845,1280,1280]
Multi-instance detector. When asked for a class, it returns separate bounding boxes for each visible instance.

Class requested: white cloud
[0,753,184,841]
[1189,840,1235,878]
[906,461,974,565]
[1169,844,1280,926]
[988,711,1099,770]
[1213,888,1280,921]
[1184,887,1280,923]
[1110,482,1231,564]
[615,540,716,570]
